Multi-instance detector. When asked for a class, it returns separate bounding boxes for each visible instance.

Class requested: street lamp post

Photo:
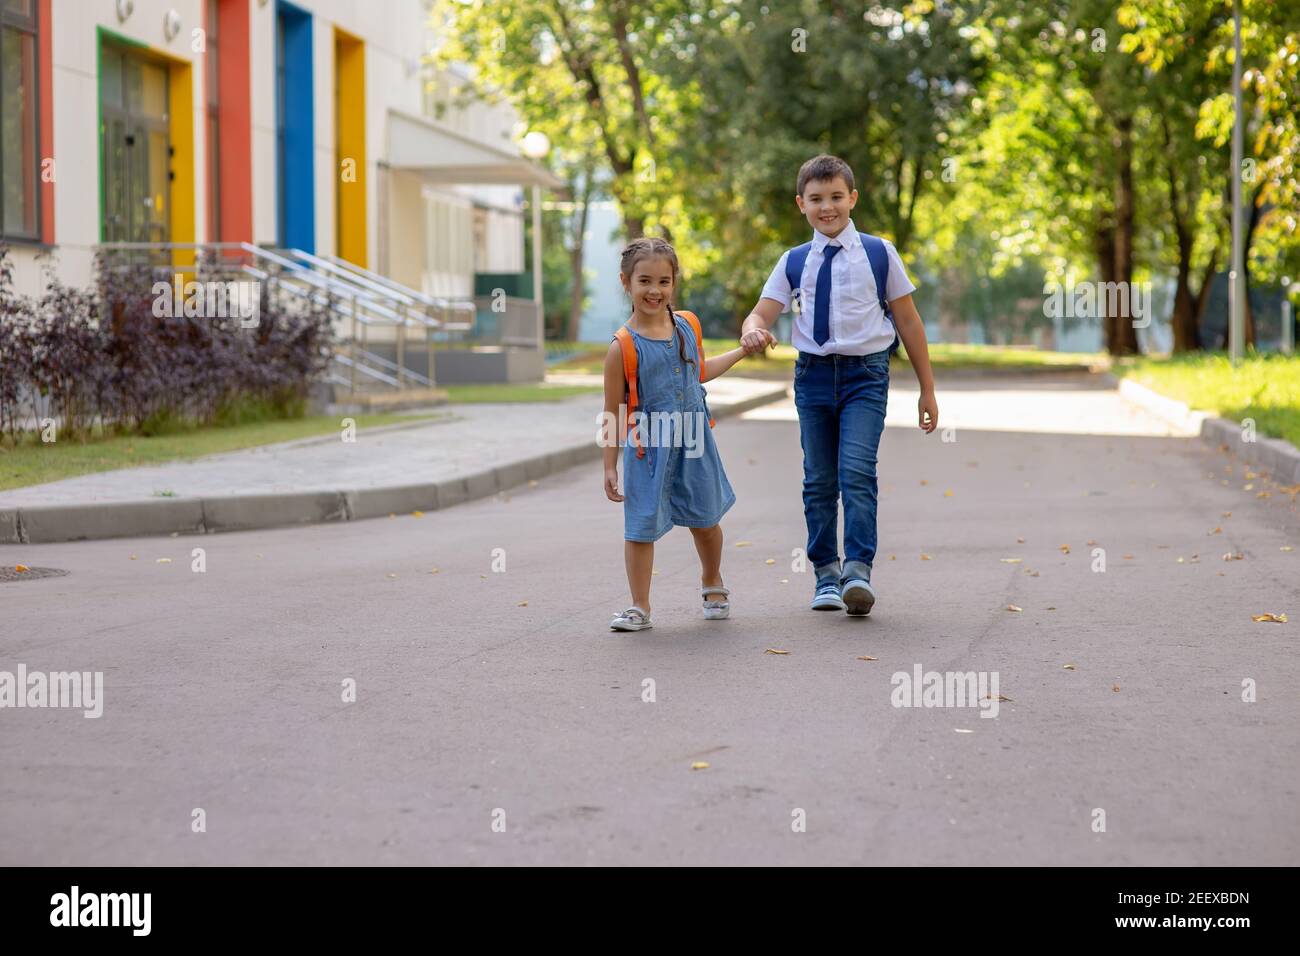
[522,131,551,355]
[1229,0,1245,365]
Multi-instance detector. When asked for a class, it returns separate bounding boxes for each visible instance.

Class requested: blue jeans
[793,350,890,572]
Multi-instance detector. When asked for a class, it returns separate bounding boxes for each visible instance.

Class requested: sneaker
[811,562,846,611]
[841,561,876,616]
[610,606,653,631]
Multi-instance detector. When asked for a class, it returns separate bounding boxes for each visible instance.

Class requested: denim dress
[621,313,736,542]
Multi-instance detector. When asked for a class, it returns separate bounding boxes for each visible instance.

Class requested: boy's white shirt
[760,219,916,356]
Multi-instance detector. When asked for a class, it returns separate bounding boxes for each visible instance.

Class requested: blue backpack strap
[859,232,901,356]
[784,242,813,313]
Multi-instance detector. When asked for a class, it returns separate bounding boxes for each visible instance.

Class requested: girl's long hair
[619,237,695,368]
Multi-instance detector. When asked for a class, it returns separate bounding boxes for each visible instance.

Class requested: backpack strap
[613,325,645,458]
[675,310,715,428]
[859,232,901,356]
[784,243,813,314]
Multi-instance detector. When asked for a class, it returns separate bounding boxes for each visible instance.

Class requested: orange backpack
[614,309,716,458]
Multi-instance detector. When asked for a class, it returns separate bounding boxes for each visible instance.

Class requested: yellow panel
[335,31,367,267]
[168,59,195,266]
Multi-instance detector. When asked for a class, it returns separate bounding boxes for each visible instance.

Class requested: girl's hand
[918,391,939,433]
[740,328,776,354]
[604,467,624,502]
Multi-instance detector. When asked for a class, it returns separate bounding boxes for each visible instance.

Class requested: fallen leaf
[1209,526,1222,535]
[954,728,974,734]
[734,541,752,548]
[764,648,790,655]
[14,564,28,573]
[1282,546,1295,552]
[652,570,659,576]
[857,655,878,661]
[1243,483,1255,491]
[1025,569,1040,576]
[1005,604,1023,612]
[943,490,954,497]
[1086,539,1097,546]
[1060,544,1071,554]
[765,558,776,565]
[1222,511,1232,518]
[156,558,171,564]
[690,762,710,770]
[890,554,896,560]
[1122,554,1134,560]
[780,578,789,584]
[984,694,1013,702]
[528,480,538,487]
[412,510,424,518]
[517,600,528,607]
[920,553,932,561]
[1000,557,1023,564]
[389,513,396,519]
[1222,552,1244,561]
[919,479,929,486]
[1046,606,1056,611]
[129,555,137,560]
[1256,491,1271,498]
[1063,663,1076,670]
[1245,470,1259,480]
[1016,536,1025,544]
[1112,684,1121,692]
[387,573,397,579]
[429,568,439,574]
[1252,613,1288,624]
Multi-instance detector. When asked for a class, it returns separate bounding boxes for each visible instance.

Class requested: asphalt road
[2,373,1297,865]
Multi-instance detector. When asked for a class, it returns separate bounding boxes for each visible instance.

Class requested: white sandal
[701,584,730,620]
[610,606,653,631]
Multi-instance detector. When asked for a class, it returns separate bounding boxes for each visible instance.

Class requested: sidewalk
[0,376,788,543]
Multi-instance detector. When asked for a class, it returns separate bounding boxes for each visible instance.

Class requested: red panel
[38,0,54,244]
[216,0,252,243]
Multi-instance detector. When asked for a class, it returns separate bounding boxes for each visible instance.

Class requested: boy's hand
[604,466,624,502]
[918,391,939,433]
[740,328,776,355]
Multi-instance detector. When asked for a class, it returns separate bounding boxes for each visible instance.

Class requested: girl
[602,237,760,632]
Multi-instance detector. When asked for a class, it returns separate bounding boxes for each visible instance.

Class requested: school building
[0,0,560,388]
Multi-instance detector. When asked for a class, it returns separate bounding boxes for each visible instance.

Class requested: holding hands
[740,328,777,355]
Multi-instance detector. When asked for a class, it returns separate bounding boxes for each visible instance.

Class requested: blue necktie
[812,244,840,346]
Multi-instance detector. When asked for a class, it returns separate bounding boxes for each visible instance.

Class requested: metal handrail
[322,254,476,312]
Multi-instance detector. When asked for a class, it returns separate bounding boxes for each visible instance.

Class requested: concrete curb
[1114,375,1300,484]
[0,383,790,545]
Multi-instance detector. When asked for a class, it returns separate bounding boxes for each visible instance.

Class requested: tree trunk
[1095,225,1118,354]
[1162,115,1200,352]
[566,178,593,342]
[1112,115,1140,355]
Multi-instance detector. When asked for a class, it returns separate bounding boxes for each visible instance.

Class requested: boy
[740,154,938,616]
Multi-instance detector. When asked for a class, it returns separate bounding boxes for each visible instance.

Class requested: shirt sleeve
[883,240,917,302]
[759,251,794,312]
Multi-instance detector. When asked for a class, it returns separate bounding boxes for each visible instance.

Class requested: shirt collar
[811,218,859,256]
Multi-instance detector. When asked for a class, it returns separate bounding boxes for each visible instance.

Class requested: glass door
[101,43,171,244]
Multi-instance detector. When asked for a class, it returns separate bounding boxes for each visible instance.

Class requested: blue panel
[276,1,314,252]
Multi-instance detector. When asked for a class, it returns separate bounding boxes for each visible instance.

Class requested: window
[0,0,39,240]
